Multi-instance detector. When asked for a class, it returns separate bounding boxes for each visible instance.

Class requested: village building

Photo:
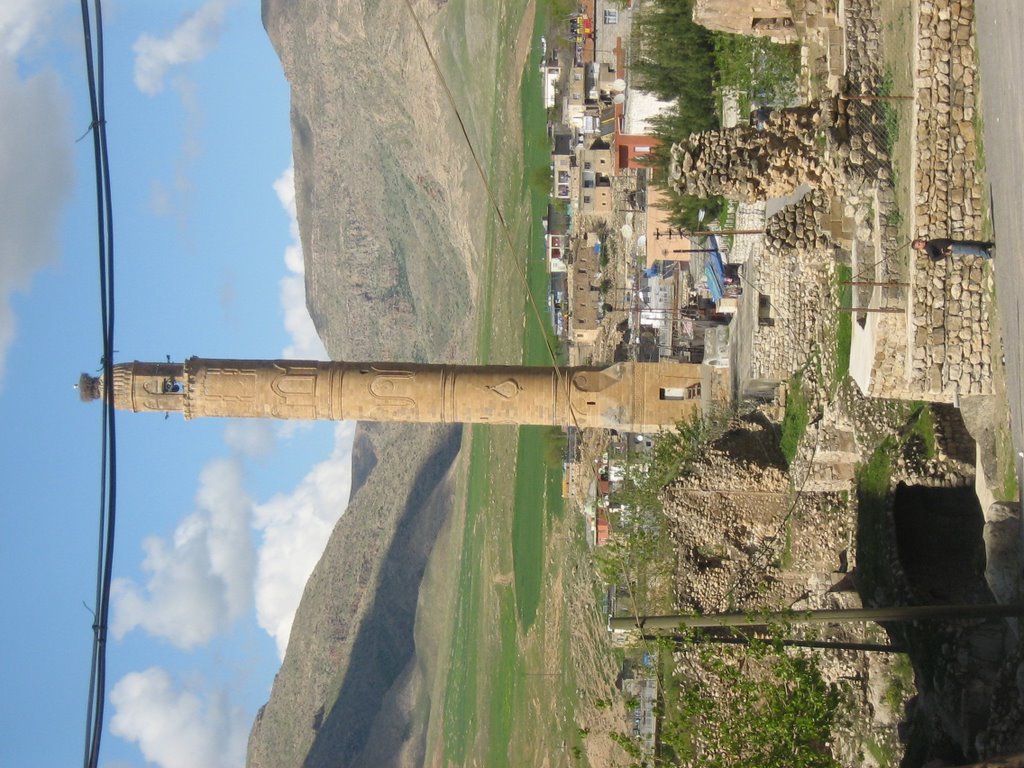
[578,137,614,217]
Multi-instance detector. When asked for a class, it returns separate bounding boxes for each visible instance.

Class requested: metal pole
[647,633,905,654]
[609,603,1024,632]
[686,229,765,238]
[840,306,904,314]
[841,280,908,288]
[840,94,914,102]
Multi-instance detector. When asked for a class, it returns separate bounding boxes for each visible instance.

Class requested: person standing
[912,237,994,260]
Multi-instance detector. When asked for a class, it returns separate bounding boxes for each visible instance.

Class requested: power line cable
[78,1,117,766]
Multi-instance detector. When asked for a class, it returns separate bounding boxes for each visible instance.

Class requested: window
[584,161,592,170]
[604,9,618,23]
[583,195,592,204]
[660,384,701,401]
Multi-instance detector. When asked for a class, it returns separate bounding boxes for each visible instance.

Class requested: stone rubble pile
[764,188,832,253]
[667,104,831,203]
[842,0,883,84]
[832,99,893,190]
[834,0,905,276]
[662,420,857,615]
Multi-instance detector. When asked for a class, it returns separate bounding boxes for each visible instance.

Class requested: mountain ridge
[248,0,489,764]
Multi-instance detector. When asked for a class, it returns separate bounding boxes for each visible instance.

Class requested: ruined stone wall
[859,0,993,402]
[692,0,798,41]
[750,195,835,383]
[913,0,983,239]
[692,0,844,44]
[668,105,831,203]
[663,422,857,614]
[864,311,915,399]
[909,252,993,400]
[906,0,992,402]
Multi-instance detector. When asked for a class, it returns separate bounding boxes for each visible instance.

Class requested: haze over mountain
[249,0,497,765]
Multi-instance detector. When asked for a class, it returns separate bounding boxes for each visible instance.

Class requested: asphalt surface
[975,1,1024,476]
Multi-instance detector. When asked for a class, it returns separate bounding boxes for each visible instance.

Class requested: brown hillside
[250,0,491,765]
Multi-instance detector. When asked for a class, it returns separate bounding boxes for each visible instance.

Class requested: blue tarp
[708,249,726,284]
[705,263,724,302]
[705,249,726,302]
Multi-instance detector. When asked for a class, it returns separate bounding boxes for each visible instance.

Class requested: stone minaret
[79,358,706,433]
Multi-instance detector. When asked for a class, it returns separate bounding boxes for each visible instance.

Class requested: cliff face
[250,0,487,765]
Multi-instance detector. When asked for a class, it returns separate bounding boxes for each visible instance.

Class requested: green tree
[647,183,726,234]
[601,411,730,601]
[632,0,717,112]
[662,632,844,768]
[630,0,798,235]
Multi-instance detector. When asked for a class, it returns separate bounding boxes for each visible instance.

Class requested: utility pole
[609,603,1024,632]
[647,632,904,654]
[839,306,904,314]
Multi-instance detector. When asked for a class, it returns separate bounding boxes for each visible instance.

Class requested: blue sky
[0,2,355,766]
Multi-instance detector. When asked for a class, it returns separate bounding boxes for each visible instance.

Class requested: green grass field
[780,374,810,466]
[511,50,564,633]
[424,0,591,764]
[416,1,628,763]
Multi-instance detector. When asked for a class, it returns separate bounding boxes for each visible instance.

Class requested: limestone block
[984,502,1022,605]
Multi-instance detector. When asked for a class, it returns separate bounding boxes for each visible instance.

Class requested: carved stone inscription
[202,367,258,404]
[366,367,417,418]
[270,364,318,419]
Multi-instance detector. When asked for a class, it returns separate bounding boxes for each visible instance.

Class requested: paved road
[975,1,1024,474]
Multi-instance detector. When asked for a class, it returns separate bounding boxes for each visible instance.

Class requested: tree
[647,183,726,235]
[661,632,844,768]
[601,411,730,604]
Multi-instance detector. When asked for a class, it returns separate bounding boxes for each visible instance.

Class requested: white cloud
[274,164,327,360]
[147,76,203,228]
[0,0,66,58]
[254,421,356,658]
[111,668,248,768]
[223,420,275,457]
[132,0,236,96]
[112,457,255,649]
[246,169,352,657]
[0,51,73,385]
[280,274,326,360]
[113,417,356,661]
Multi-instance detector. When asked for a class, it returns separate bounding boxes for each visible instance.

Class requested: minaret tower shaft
[79,358,705,433]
